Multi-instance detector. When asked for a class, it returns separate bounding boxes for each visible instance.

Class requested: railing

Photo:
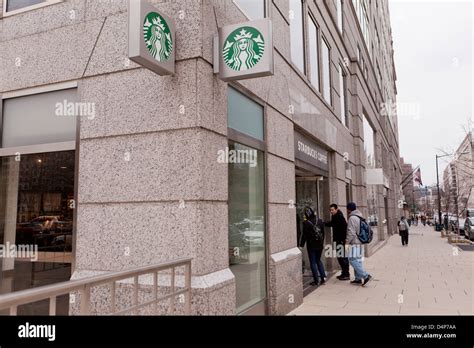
[0,258,192,316]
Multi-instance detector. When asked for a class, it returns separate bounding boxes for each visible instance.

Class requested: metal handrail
[0,257,192,315]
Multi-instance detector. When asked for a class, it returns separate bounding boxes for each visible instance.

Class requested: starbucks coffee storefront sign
[128,0,175,75]
[217,19,274,81]
[294,131,329,173]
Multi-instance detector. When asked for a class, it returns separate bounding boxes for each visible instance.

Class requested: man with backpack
[346,202,372,286]
[398,216,410,246]
[300,207,326,286]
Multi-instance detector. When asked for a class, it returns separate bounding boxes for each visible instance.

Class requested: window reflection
[363,116,379,230]
[0,151,75,314]
[308,15,320,91]
[322,38,331,104]
[228,142,266,313]
[6,0,47,12]
[290,0,305,73]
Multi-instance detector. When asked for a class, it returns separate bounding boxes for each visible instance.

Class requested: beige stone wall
[0,0,402,315]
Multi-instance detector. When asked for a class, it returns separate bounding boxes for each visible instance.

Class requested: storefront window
[2,88,77,148]
[228,142,266,313]
[0,87,76,314]
[227,87,266,314]
[228,88,264,141]
[0,151,75,313]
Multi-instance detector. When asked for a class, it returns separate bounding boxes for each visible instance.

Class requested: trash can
[435,223,442,232]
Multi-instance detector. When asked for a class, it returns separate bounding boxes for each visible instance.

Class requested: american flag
[413,168,423,187]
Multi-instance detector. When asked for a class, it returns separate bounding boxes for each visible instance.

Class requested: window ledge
[2,0,63,18]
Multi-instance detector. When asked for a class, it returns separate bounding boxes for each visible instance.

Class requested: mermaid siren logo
[128,0,175,76]
[218,19,273,81]
[223,27,264,71]
[143,12,172,62]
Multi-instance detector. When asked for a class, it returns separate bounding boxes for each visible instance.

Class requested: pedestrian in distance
[346,202,372,286]
[325,204,350,280]
[398,216,410,246]
[299,207,326,286]
[421,215,426,226]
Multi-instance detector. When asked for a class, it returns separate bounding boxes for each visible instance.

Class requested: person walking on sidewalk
[346,202,372,286]
[325,204,350,280]
[398,216,410,246]
[300,207,326,286]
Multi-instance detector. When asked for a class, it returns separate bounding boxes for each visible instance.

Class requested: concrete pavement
[290,224,474,315]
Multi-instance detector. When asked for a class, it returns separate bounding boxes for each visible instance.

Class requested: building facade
[0,0,401,315]
[442,132,474,217]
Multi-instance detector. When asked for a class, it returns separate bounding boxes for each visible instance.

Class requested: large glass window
[233,0,265,20]
[363,116,378,234]
[228,142,266,313]
[227,88,266,314]
[0,87,76,314]
[352,0,371,59]
[6,0,47,12]
[0,151,75,313]
[2,89,77,148]
[337,0,343,33]
[308,15,320,91]
[289,0,305,74]
[228,88,264,141]
[321,37,332,105]
[339,65,348,127]
[363,115,375,169]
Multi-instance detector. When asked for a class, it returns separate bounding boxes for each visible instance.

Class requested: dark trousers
[335,241,350,277]
[308,248,326,283]
[400,231,409,245]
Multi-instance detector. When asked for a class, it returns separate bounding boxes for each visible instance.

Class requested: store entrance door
[295,168,328,294]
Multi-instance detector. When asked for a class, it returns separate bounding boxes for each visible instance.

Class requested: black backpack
[308,219,324,242]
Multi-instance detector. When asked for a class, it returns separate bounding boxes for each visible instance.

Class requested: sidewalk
[290,224,474,315]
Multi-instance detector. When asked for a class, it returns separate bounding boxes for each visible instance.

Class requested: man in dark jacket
[299,207,326,286]
[325,204,350,280]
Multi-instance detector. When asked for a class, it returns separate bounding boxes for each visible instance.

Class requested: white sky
[389,0,473,185]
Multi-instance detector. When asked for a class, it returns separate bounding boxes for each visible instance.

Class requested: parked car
[458,217,466,235]
[51,232,73,251]
[464,217,474,241]
[16,216,60,244]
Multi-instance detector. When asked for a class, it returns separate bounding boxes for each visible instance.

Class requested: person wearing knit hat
[346,202,372,286]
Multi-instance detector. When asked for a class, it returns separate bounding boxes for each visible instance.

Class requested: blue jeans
[308,248,326,283]
[348,245,368,281]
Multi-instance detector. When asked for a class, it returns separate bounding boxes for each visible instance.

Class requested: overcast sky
[389,0,473,186]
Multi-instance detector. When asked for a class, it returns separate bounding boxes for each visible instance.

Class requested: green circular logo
[143,12,173,62]
[222,27,265,72]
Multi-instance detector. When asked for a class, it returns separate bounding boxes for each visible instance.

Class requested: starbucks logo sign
[143,12,173,62]
[222,27,265,72]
